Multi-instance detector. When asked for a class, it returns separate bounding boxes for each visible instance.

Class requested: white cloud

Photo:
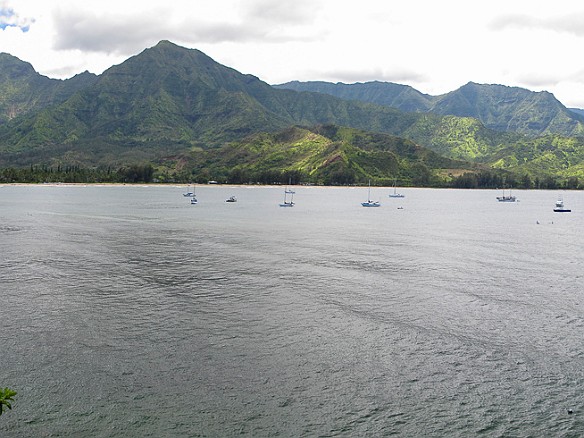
[52,8,165,55]
[2,0,584,107]
[0,0,34,32]
[50,0,325,57]
[242,0,320,25]
[321,68,428,85]
[490,11,584,37]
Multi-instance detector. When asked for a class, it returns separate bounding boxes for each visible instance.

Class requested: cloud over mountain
[51,0,324,57]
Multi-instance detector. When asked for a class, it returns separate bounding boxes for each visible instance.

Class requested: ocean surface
[1,185,583,437]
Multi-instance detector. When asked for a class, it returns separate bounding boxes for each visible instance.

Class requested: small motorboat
[553,197,571,212]
[226,196,237,203]
[183,184,194,197]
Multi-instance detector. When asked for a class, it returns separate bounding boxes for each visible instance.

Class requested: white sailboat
[190,185,198,204]
[279,186,295,207]
[496,187,516,202]
[361,181,381,207]
[388,179,405,198]
[285,178,295,194]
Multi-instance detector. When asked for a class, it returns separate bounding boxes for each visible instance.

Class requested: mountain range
[1,40,583,187]
[274,80,584,137]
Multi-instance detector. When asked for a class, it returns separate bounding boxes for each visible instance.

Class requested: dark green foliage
[0,164,153,183]
[117,164,155,183]
[0,387,16,415]
[449,169,583,190]
[450,171,510,189]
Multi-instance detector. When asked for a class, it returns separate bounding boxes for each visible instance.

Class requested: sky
[2,0,584,107]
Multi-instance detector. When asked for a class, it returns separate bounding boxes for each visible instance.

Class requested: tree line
[450,170,582,190]
[1,165,581,189]
[0,164,155,184]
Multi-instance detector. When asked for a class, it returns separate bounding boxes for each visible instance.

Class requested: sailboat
[279,186,295,207]
[388,179,405,198]
[190,185,198,204]
[285,178,295,194]
[361,181,381,207]
[496,187,516,202]
[553,195,571,212]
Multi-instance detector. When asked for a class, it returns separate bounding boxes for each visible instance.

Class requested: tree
[566,176,580,190]
[411,162,431,186]
[0,387,16,415]
[520,173,534,189]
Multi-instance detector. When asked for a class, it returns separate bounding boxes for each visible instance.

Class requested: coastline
[0,182,403,189]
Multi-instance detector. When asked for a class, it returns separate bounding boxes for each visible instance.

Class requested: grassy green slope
[175,125,476,185]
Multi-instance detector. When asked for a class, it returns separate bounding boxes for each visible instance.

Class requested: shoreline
[0,182,405,189]
[0,183,573,191]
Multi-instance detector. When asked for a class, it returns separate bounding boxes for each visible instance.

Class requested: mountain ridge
[0,41,430,164]
[274,80,584,137]
[0,52,98,124]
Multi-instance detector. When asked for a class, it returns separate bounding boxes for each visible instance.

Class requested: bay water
[1,185,583,437]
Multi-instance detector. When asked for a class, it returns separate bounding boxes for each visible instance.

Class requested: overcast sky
[2,0,584,107]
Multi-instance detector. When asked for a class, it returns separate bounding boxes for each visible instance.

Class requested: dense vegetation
[0,164,155,184]
[3,125,581,189]
[3,165,579,189]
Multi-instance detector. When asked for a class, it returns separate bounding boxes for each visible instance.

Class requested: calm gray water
[1,185,583,437]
